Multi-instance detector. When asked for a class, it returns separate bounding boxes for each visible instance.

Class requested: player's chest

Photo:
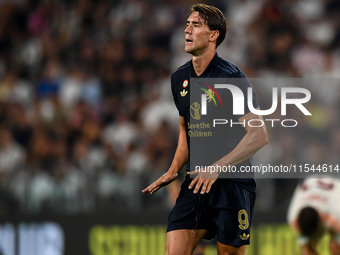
[176,76,230,117]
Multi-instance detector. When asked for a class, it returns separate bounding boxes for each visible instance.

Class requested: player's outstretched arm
[142,116,188,195]
[188,109,269,194]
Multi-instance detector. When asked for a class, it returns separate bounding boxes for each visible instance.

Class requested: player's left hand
[187,167,220,194]
[142,171,178,195]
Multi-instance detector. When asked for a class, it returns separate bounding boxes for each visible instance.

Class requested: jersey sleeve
[228,71,259,120]
[171,74,183,116]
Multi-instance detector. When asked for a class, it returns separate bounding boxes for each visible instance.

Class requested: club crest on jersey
[183,80,188,88]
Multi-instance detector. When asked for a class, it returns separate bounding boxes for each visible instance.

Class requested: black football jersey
[171,53,259,190]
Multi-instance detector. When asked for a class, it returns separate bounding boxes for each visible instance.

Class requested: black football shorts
[167,178,255,246]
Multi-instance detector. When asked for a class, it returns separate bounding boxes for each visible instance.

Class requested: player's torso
[173,57,242,161]
[294,177,340,210]
[171,55,256,184]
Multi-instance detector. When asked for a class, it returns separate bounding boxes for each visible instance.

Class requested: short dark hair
[297,207,320,237]
[190,4,227,48]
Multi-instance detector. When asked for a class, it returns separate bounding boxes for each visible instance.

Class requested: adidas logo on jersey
[180,89,188,97]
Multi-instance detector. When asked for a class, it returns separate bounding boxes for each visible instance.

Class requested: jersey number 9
[238,209,249,230]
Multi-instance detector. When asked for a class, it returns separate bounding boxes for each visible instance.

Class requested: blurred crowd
[0,0,339,216]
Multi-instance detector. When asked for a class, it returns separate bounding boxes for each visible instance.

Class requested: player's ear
[210,30,219,43]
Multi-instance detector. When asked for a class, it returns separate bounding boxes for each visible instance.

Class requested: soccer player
[287,175,340,255]
[142,4,268,255]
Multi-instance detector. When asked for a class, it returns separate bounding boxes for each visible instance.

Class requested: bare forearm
[142,117,187,195]
[216,127,267,167]
[169,143,188,174]
[169,117,188,174]
[215,112,268,168]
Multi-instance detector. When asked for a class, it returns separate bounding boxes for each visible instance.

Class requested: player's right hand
[142,171,178,195]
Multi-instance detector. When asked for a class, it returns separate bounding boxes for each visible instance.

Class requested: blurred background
[0,0,339,254]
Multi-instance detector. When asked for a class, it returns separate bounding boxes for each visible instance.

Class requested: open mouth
[186,39,193,43]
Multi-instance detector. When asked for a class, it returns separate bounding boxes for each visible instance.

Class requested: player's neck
[191,48,216,76]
